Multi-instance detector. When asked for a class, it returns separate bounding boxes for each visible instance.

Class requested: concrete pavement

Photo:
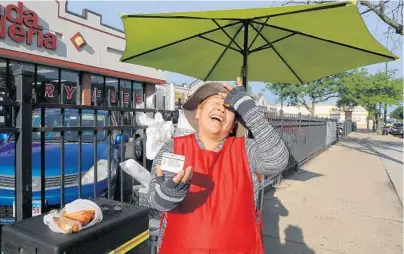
[262,132,403,254]
[364,133,403,204]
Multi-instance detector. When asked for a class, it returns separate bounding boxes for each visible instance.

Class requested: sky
[66,0,403,108]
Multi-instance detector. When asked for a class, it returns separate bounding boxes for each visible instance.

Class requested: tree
[283,1,403,35]
[389,105,403,120]
[359,0,403,35]
[246,84,253,96]
[266,73,347,116]
[337,68,403,130]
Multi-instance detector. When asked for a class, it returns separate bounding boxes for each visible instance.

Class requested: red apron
[159,134,264,254]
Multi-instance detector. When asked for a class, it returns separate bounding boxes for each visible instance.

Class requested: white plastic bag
[43,199,103,234]
[136,112,154,126]
[174,110,195,137]
[145,112,174,160]
[120,159,151,187]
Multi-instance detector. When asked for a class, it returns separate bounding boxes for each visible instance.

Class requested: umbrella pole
[242,20,254,139]
[241,20,249,90]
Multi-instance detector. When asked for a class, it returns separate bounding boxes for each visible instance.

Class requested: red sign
[0,2,57,50]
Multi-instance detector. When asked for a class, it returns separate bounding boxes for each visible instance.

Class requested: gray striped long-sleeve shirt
[147,86,289,249]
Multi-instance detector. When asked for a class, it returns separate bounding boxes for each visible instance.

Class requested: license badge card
[161,153,185,174]
[13,200,42,217]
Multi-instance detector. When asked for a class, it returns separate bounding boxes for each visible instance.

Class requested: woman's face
[195,95,236,139]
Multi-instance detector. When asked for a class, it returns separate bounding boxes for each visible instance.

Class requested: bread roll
[62,209,95,226]
[53,216,81,233]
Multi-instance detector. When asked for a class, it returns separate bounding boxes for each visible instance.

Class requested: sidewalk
[364,133,403,204]
[262,132,403,254]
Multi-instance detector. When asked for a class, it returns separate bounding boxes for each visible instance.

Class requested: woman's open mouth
[210,115,223,124]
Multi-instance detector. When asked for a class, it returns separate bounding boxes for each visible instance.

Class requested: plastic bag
[43,199,103,234]
[120,159,151,188]
[145,112,174,160]
[136,112,154,126]
[174,110,195,137]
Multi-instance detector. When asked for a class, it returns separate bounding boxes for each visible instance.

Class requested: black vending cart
[1,198,150,254]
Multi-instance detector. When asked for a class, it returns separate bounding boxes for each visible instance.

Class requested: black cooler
[1,198,150,254]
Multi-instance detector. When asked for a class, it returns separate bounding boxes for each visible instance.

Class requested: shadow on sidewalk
[337,138,403,166]
[262,187,315,254]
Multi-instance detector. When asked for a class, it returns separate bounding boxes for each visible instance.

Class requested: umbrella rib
[121,21,241,62]
[198,35,242,54]
[248,17,270,51]
[252,2,348,20]
[203,24,244,81]
[249,24,304,84]
[124,15,241,21]
[125,3,347,21]
[250,33,297,53]
[272,45,304,84]
[211,19,243,51]
[251,21,397,60]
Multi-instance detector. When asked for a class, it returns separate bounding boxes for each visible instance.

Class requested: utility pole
[382,27,390,135]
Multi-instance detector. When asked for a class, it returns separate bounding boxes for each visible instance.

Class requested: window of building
[91,75,104,106]
[0,59,7,127]
[0,59,6,95]
[61,70,80,104]
[133,82,143,108]
[8,61,35,102]
[105,77,118,107]
[120,79,131,108]
[36,65,59,103]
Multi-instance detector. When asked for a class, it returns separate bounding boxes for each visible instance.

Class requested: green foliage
[390,105,404,120]
[265,73,347,115]
[246,84,253,96]
[337,68,403,117]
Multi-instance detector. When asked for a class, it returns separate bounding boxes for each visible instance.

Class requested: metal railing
[257,110,338,211]
[0,68,175,224]
[0,68,339,231]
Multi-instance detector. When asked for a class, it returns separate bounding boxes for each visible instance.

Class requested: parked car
[0,109,129,224]
[390,122,403,137]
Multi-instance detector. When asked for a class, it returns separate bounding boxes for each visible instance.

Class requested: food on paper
[161,152,185,174]
[53,216,81,234]
[44,199,103,234]
[62,209,96,226]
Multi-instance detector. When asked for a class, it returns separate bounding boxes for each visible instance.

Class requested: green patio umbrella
[119,1,398,87]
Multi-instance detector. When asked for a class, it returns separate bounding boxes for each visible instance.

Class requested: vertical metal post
[241,20,249,90]
[38,65,45,213]
[279,110,284,139]
[15,69,32,221]
[142,83,147,169]
[107,90,112,199]
[297,113,302,161]
[59,68,65,208]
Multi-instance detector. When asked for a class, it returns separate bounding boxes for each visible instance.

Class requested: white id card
[161,152,185,174]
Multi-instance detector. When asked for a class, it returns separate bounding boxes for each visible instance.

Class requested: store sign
[42,83,77,104]
[0,2,57,50]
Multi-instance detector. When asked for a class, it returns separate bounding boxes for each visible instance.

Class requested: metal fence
[257,109,338,211]
[0,67,175,225]
[339,119,356,137]
[0,67,339,231]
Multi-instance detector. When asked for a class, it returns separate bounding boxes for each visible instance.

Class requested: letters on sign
[42,83,77,103]
[0,2,57,50]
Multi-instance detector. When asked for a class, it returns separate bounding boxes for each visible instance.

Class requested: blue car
[0,109,129,224]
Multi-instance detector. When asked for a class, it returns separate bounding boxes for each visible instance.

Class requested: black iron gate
[0,62,174,223]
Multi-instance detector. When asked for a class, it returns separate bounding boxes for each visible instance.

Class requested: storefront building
[0,1,166,125]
